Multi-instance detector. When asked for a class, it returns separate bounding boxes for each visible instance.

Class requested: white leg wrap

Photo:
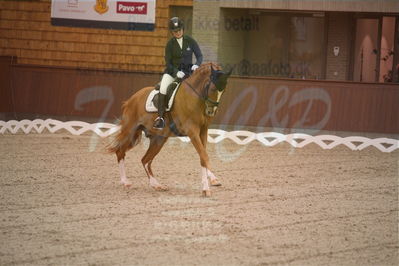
[160,73,174,95]
[149,177,162,187]
[201,167,210,191]
[207,169,217,181]
[119,159,131,185]
[144,162,161,188]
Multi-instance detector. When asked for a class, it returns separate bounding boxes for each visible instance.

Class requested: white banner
[51,0,156,31]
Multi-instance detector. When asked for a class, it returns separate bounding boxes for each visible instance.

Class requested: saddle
[145,81,185,136]
[145,81,181,113]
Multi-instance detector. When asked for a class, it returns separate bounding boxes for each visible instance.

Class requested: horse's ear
[220,67,233,81]
[211,65,217,75]
[226,66,234,77]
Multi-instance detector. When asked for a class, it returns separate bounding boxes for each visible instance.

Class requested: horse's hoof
[121,181,132,188]
[122,183,132,188]
[153,185,169,191]
[202,190,211,197]
[210,179,222,186]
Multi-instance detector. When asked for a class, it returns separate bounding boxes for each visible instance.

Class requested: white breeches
[160,73,174,95]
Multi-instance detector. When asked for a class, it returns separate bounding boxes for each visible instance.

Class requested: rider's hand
[191,65,199,71]
[176,71,185,79]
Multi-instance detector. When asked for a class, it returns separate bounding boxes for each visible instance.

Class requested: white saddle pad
[145,83,180,113]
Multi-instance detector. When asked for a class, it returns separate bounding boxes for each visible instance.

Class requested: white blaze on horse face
[213,91,224,114]
[201,167,210,191]
[217,91,224,103]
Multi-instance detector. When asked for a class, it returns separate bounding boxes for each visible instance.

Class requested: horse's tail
[107,101,142,156]
[107,127,142,154]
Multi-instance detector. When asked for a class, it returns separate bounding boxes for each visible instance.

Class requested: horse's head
[184,63,233,117]
[203,64,233,117]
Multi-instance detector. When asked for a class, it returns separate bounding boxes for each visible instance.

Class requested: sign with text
[51,0,156,31]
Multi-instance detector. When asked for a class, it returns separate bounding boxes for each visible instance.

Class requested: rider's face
[172,29,183,39]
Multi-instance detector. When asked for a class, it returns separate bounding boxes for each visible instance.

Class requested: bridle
[183,72,224,110]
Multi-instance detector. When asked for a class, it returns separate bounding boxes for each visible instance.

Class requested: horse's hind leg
[115,128,142,188]
[141,135,169,191]
[116,143,133,188]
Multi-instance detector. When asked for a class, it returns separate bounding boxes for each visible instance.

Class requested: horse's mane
[187,62,221,84]
[196,62,221,74]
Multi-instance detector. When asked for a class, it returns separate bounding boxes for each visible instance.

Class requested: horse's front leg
[190,133,212,197]
[200,128,221,187]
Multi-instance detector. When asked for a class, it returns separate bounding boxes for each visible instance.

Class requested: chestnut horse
[108,63,232,196]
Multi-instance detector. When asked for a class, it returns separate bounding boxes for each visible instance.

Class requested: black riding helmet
[169,17,184,31]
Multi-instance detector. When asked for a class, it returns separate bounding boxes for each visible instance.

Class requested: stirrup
[153,117,165,129]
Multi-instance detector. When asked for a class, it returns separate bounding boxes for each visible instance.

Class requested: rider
[153,17,203,129]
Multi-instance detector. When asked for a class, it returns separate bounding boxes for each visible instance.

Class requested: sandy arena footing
[0,132,398,265]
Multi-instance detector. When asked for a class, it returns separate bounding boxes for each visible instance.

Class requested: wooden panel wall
[0,0,192,72]
[3,61,398,134]
[8,64,161,120]
[0,56,13,114]
[214,77,399,134]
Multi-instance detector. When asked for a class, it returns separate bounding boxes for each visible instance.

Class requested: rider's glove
[191,65,199,71]
[176,71,185,79]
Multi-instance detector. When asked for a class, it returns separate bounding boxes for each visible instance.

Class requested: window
[288,16,326,79]
[352,15,398,83]
[353,18,379,82]
[219,9,326,79]
[394,18,399,83]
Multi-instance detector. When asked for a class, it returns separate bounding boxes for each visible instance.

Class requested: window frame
[350,13,399,83]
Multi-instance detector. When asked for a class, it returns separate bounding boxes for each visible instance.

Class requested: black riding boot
[153,93,166,129]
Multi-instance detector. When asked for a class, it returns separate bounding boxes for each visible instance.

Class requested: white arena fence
[0,119,398,153]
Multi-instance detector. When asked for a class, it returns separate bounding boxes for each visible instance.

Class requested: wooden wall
[0,0,192,72]
[0,56,13,114]
[2,59,398,134]
[1,1,397,134]
[5,61,161,120]
[215,76,399,134]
